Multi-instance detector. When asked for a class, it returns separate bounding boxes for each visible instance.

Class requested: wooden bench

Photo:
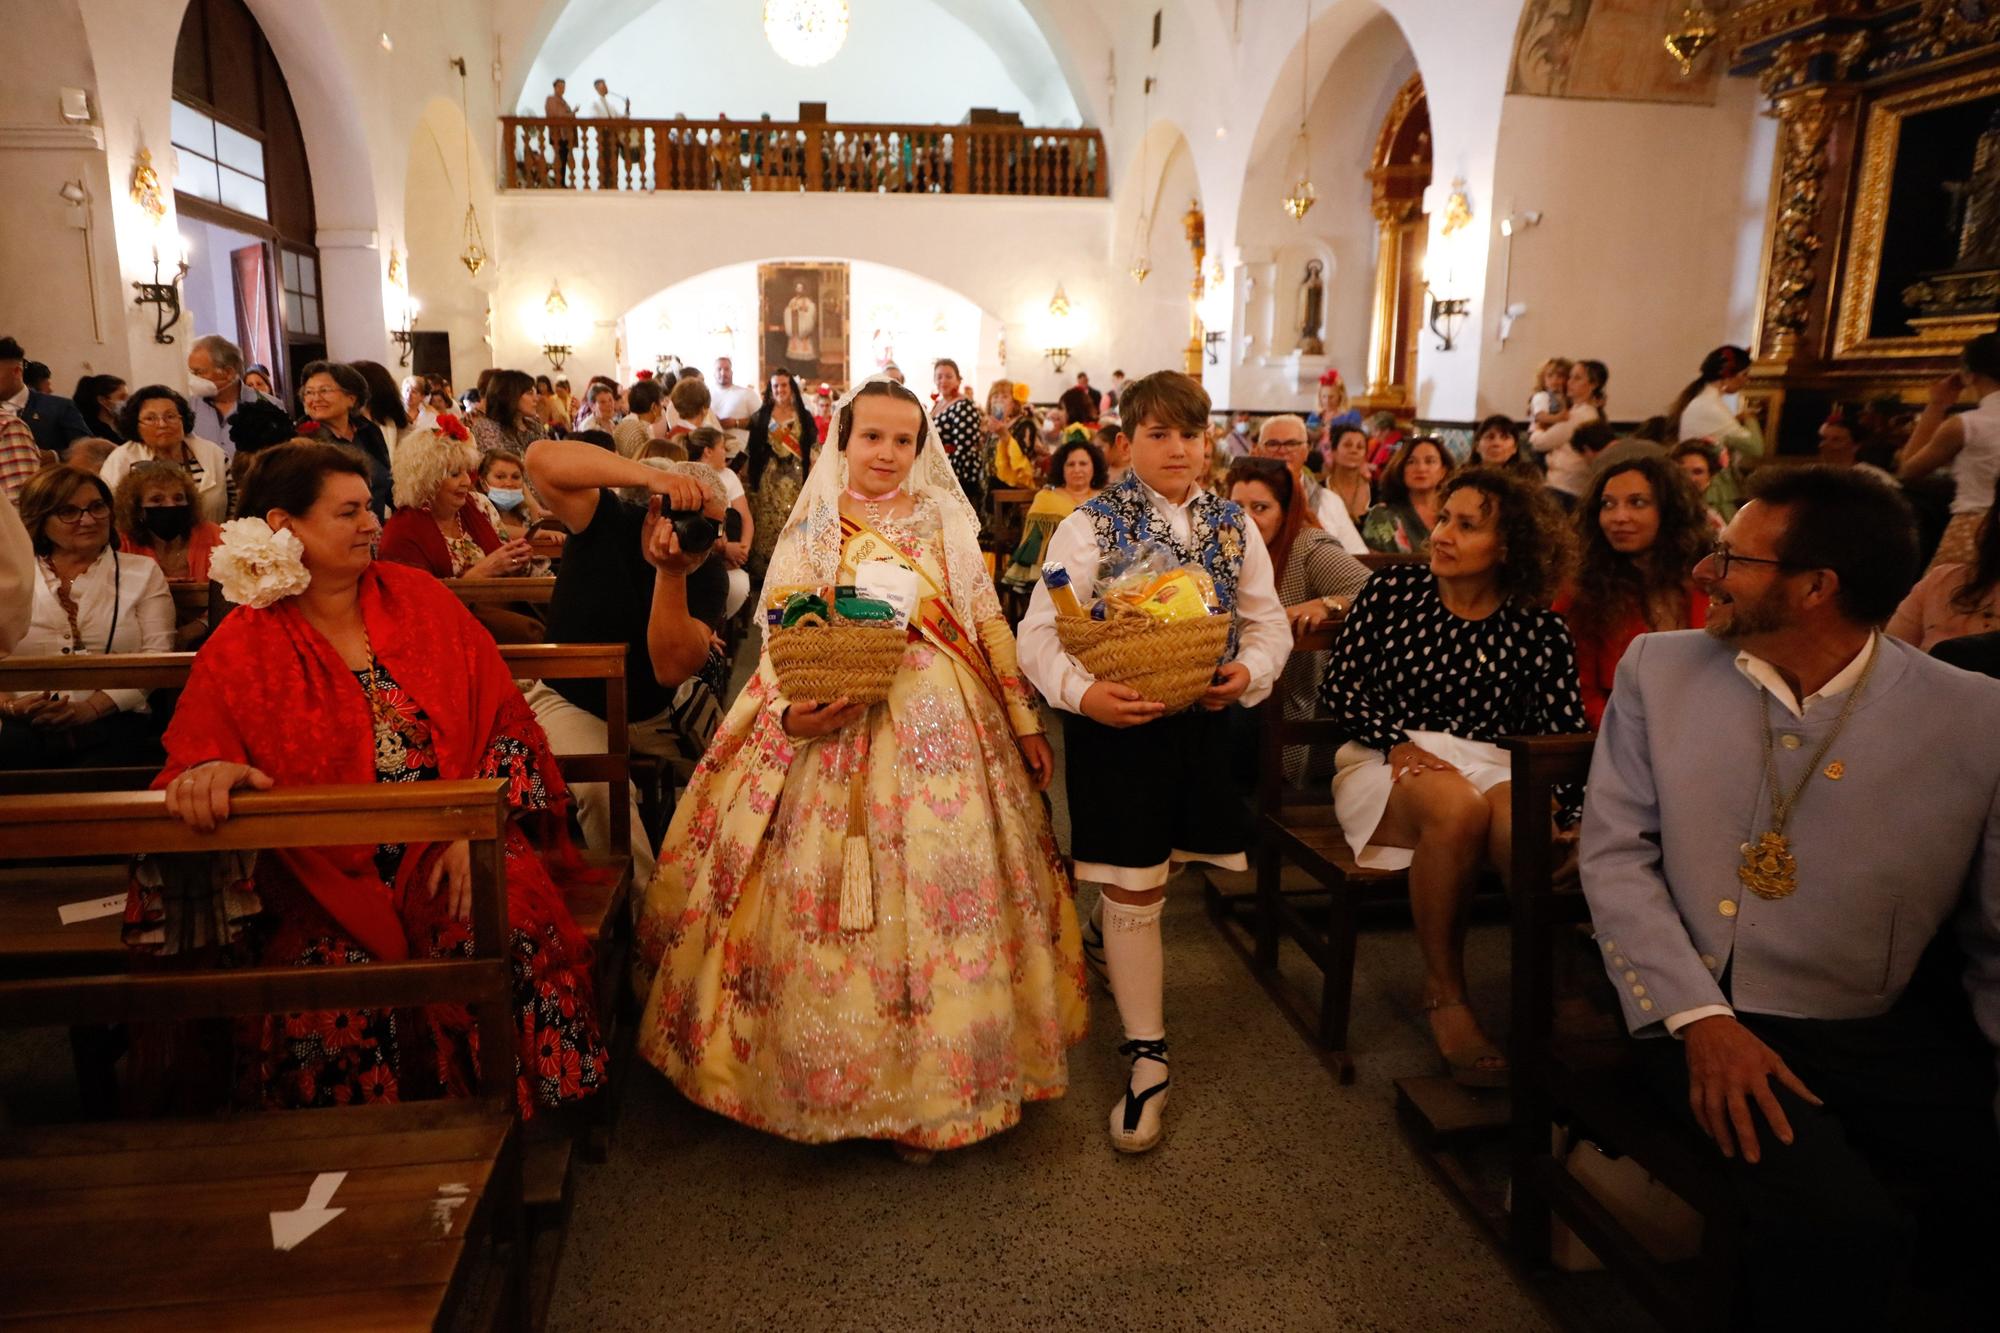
[1501,735,1738,1332]
[444,577,557,608]
[0,782,524,1332]
[1200,624,1413,1084]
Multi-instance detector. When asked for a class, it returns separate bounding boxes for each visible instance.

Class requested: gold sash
[839,513,1006,708]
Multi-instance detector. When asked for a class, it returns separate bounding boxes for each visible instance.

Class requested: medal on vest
[1736,642,1877,901]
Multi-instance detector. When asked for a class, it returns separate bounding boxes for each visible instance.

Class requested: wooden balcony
[500,117,1106,198]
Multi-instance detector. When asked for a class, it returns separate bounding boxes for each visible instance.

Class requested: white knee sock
[1101,895,1168,1084]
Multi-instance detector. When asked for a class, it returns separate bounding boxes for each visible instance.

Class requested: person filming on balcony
[585,77,635,188]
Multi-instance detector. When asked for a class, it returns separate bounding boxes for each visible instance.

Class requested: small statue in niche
[1297,259,1326,355]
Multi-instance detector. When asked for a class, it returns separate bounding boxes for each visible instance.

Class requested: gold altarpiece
[1357,75,1432,415]
[1725,0,2000,451]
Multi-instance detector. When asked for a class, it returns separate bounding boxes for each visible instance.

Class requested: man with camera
[525,437,730,884]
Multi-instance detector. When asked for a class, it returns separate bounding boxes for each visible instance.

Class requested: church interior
[4,1,2000,1330]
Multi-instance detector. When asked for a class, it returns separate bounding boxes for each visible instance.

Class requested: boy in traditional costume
[1019,370,1291,1152]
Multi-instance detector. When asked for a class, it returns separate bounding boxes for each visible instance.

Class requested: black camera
[666,507,719,555]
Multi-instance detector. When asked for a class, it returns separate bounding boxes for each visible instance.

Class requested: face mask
[186,374,218,401]
[487,488,525,512]
[141,504,194,542]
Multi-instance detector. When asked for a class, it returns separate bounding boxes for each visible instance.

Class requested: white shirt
[1017,477,1292,715]
[1949,390,2000,516]
[587,91,626,118]
[99,436,231,526]
[1665,633,1878,1035]
[710,384,760,458]
[1678,384,1738,446]
[1528,402,1599,498]
[716,465,746,505]
[12,549,175,713]
[1,385,28,415]
[1312,485,1368,555]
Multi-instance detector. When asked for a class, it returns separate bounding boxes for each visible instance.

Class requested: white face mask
[187,374,218,401]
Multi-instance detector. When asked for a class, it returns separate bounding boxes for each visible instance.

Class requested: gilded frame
[1833,63,2000,358]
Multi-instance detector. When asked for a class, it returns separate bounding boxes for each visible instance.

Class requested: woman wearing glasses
[0,465,175,768]
[296,361,393,517]
[100,385,232,524]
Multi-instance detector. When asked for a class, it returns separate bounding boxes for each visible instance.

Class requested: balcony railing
[500,117,1106,198]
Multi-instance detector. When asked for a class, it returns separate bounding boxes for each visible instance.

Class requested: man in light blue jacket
[1582,465,2000,1330]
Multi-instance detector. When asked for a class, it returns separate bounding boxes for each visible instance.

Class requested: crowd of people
[5,320,2000,1326]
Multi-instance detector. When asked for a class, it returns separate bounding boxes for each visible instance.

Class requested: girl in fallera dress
[633,376,1087,1156]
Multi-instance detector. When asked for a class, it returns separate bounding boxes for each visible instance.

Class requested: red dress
[124,562,607,1115]
[1554,580,1709,729]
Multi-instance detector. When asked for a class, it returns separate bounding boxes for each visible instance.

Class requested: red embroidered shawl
[158,561,571,961]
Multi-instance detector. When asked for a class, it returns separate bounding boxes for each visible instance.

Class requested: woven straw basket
[1057,608,1233,714]
[768,614,908,705]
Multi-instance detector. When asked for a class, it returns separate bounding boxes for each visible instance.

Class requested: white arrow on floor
[270,1171,347,1251]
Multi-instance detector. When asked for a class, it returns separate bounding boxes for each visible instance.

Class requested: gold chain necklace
[1737,639,1878,900]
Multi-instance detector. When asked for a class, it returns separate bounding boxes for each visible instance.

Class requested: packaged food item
[833,591,899,624]
[778,590,830,628]
[1041,562,1087,618]
[1135,570,1211,624]
[765,584,819,628]
[852,559,921,630]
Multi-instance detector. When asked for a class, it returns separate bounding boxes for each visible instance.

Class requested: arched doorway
[172,0,318,397]
[1357,72,1430,414]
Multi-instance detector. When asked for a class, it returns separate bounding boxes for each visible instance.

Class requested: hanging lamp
[1282,0,1317,220]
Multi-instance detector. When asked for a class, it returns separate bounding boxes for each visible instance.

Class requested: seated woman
[633,377,1087,1157]
[1669,441,1729,535]
[1889,476,2000,650]
[380,419,542,642]
[476,448,548,542]
[1472,414,1541,483]
[129,439,615,1115]
[1362,436,1453,555]
[102,385,231,524]
[1000,437,1104,594]
[1,466,175,768]
[1323,425,1374,524]
[296,361,392,517]
[1322,468,1586,1086]
[1225,457,1370,784]
[114,459,223,649]
[1552,454,1710,728]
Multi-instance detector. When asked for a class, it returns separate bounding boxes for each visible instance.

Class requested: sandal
[1108,1037,1171,1154]
[1423,998,1509,1089]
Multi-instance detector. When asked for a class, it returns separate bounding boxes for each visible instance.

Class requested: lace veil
[760,373,990,633]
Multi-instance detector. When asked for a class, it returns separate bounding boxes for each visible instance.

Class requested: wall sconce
[392,298,420,367]
[543,340,573,373]
[133,235,189,345]
[1203,330,1226,365]
[1043,281,1073,373]
[1045,345,1071,374]
[542,280,573,372]
[1427,292,1470,352]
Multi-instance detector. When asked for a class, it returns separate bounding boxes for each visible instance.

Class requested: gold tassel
[838,738,874,931]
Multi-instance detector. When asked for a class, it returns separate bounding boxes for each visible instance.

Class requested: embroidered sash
[838,513,1007,707]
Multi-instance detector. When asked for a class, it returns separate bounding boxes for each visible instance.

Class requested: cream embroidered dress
[633,384,1086,1150]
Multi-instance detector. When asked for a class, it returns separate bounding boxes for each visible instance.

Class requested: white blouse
[11,549,176,712]
[1528,402,1600,498]
[1951,390,2000,516]
[99,434,231,525]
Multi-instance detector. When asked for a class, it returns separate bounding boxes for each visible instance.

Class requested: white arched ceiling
[509,0,1089,127]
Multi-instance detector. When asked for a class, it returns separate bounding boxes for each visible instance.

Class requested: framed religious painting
[1834,65,2000,358]
[758,261,849,389]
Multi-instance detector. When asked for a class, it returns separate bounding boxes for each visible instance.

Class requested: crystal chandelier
[764,0,850,69]
[1283,0,1316,220]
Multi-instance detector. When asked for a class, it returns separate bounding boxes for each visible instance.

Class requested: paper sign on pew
[57,895,126,925]
[271,1171,346,1251]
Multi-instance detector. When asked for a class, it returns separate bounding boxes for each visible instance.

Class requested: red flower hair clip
[1318,368,1343,386]
[436,413,471,443]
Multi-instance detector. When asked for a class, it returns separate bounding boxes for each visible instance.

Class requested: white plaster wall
[552,0,1069,126]
[406,96,501,391]
[1475,78,1775,421]
[0,0,126,380]
[489,191,1112,402]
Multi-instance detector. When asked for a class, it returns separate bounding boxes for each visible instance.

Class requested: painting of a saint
[758,262,848,387]
[784,281,817,360]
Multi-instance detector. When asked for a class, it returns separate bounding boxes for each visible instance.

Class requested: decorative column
[1360,196,1415,410]
[1183,201,1206,377]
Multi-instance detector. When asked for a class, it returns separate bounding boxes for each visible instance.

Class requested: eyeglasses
[301,386,346,400]
[51,501,110,525]
[1704,544,1802,578]
[136,412,181,427]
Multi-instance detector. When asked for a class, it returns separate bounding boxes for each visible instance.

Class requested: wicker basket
[767,614,908,705]
[1056,607,1234,714]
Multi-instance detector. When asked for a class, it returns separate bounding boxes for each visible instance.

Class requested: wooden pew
[1200,623,1413,1083]
[0,644,633,985]
[0,782,524,1332]
[445,576,556,608]
[1501,735,1738,1332]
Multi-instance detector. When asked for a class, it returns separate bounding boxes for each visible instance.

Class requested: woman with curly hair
[1321,466,1588,1087]
[1000,436,1104,594]
[1554,454,1710,728]
[380,419,541,641]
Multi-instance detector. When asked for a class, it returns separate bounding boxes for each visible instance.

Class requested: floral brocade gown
[634,500,1087,1149]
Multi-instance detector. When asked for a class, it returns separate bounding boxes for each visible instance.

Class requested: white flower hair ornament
[209,517,313,609]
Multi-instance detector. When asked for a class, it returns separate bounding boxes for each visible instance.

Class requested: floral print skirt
[234,832,608,1117]
[633,646,1087,1150]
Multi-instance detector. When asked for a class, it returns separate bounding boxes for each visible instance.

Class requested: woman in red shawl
[125,440,697,1114]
